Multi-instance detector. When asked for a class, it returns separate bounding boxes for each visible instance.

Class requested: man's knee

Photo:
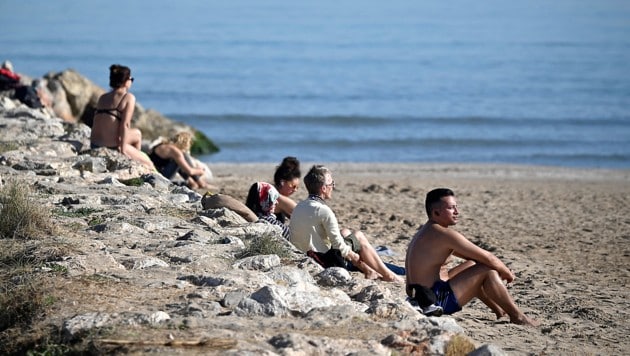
[354,232,375,252]
[485,268,502,281]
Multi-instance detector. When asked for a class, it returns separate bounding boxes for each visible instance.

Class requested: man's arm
[444,229,514,283]
[319,206,353,259]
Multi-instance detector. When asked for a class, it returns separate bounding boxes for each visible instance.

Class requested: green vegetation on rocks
[191,130,220,155]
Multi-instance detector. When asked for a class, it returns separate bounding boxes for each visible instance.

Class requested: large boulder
[47,69,104,124]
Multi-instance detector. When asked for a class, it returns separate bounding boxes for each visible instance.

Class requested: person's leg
[478,286,507,319]
[124,128,143,150]
[161,161,179,179]
[449,264,538,326]
[186,177,200,189]
[338,228,380,280]
[448,259,475,278]
[347,230,404,283]
[192,176,208,189]
[124,144,156,171]
[352,260,381,280]
[449,260,506,319]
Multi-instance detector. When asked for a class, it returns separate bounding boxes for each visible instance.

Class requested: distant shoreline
[208,162,630,183]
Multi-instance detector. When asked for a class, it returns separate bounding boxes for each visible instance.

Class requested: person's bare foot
[494,310,508,320]
[364,270,380,280]
[381,273,405,283]
[511,315,540,327]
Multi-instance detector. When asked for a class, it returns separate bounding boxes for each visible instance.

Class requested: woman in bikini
[90,64,155,170]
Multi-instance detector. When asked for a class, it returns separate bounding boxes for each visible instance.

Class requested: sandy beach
[210,162,630,355]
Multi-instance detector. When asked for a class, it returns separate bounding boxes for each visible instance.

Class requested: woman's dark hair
[273,156,301,187]
[109,64,131,88]
[425,188,455,218]
[245,182,262,214]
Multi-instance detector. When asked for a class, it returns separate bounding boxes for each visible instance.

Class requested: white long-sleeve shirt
[289,198,352,258]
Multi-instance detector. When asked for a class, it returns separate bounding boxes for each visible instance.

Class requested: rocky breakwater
[1,65,218,154]
[0,101,504,355]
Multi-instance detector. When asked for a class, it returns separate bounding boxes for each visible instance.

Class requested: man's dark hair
[425,188,455,218]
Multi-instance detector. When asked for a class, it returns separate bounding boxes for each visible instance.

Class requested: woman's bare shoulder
[122,91,136,106]
[97,91,114,106]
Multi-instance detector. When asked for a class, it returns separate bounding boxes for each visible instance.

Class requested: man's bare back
[406,223,458,288]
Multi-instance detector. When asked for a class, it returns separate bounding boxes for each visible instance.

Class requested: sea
[2,0,629,168]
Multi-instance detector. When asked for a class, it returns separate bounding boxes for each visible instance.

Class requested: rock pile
[1,64,218,153]
[0,87,504,355]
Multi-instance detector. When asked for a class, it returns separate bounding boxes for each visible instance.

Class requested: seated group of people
[89,64,209,189]
[90,64,538,326]
[244,157,539,326]
[245,157,404,283]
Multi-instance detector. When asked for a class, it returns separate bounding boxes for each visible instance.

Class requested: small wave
[171,113,629,127]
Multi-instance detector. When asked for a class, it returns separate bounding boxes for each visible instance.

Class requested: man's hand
[500,268,515,284]
[348,251,361,264]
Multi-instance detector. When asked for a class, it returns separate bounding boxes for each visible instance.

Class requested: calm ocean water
[2,0,629,168]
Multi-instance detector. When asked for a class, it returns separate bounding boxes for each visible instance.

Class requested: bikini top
[94,92,127,121]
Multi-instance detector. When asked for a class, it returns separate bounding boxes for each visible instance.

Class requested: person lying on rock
[405,188,539,326]
[289,164,404,282]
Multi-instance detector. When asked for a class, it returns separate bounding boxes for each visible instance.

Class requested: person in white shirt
[289,165,404,282]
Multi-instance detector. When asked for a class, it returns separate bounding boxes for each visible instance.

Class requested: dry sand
[210,162,630,355]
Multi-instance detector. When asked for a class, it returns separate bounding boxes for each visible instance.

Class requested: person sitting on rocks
[268,156,302,223]
[148,131,209,190]
[245,182,290,239]
[244,156,301,226]
[289,164,405,282]
[227,156,300,226]
[1,60,43,109]
[90,64,155,170]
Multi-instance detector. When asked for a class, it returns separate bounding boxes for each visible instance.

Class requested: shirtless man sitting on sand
[405,188,539,326]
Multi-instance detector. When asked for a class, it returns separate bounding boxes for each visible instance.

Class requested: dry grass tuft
[0,182,72,354]
[0,238,77,354]
[0,241,45,332]
[0,181,55,239]
[0,141,19,153]
[238,231,292,259]
[445,333,476,356]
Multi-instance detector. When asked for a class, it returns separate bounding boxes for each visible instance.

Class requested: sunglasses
[129,77,134,82]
